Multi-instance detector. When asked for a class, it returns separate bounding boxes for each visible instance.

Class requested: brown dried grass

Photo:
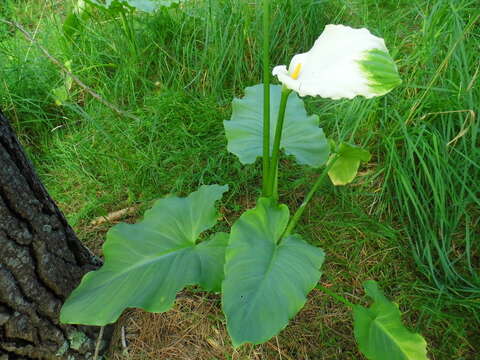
[107,284,360,360]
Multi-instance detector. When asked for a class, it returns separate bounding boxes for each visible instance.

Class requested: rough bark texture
[0,110,106,359]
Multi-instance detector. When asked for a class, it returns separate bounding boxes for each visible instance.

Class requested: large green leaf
[224,84,329,168]
[61,185,228,326]
[353,280,429,360]
[222,198,325,347]
[328,142,371,186]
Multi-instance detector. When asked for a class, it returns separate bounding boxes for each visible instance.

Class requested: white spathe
[272,24,392,100]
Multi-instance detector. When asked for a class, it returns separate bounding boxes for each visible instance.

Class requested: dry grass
[107,288,358,360]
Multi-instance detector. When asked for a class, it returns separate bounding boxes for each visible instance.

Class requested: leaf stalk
[283,155,339,237]
[262,0,271,196]
[267,87,291,197]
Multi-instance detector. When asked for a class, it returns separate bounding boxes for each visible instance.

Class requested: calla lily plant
[61,2,429,359]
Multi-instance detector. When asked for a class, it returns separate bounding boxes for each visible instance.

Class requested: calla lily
[272,24,401,100]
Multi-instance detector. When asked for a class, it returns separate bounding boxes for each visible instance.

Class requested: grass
[378,1,480,304]
[0,0,479,358]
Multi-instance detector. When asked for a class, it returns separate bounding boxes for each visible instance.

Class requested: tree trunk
[0,110,107,359]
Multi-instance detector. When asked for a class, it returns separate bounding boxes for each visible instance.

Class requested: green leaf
[358,49,402,96]
[94,0,183,12]
[113,0,157,12]
[51,61,73,106]
[224,84,329,168]
[52,86,69,106]
[328,142,371,186]
[222,198,325,347]
[61,185,228,326]
[353,280,429,360]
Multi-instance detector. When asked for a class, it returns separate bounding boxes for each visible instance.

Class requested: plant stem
[283,155,339,237]
[261,0,271,197]
[316,284,355,308]
[272,166,278,202]
[267,87,291,197]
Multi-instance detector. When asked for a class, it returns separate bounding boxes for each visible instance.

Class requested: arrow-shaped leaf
[353,280,429,360]
[224,84,329,168]
[222,198,325,347]
[61,185,228,325]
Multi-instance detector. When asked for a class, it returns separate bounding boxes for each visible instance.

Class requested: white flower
[272,24,401,100]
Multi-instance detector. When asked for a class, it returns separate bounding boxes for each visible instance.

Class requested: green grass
[377,0,480,303]
[1,0,479,358]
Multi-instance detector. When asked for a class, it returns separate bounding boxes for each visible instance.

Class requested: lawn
[0,0,478,359]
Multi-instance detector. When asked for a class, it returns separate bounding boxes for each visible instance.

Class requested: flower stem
[283,155,339,237]
[261,0,271,197]
[267,87,291,198]
[316,284,355,308]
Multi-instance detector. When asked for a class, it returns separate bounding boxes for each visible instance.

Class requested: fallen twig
[93,326,104,360]
[121,326,129,357]
[90,207,137,227]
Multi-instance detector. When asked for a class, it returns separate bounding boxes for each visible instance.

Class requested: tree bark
[0,110,106,359]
